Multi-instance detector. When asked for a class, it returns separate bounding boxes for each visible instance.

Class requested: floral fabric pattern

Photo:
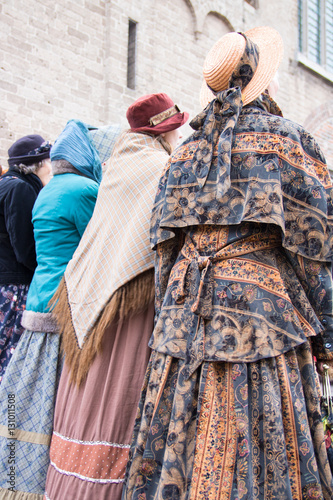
[123,344,333,499]
[228,34,259,90]
[122,223,333,499]
[194,33,260,198]
[149,224,333,373]
[151,100,333,262]
[0,284,28,382]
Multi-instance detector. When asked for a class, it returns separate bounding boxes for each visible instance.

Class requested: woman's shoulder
[34,175,98,212]
[0,172,36,199]
[56,175,99,207]
[238,106,326,164]
[240,104,310,135]
[69,175,99,199]
[49,173,98,190]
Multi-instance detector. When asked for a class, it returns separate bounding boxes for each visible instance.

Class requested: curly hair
[15,159,48,175]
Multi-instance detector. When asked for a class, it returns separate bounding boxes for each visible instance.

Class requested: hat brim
[130,111,189,135]
[200,26,283,108]
[8,150,51,168]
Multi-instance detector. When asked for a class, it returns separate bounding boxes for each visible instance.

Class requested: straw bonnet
[126,93,189,135]
[200,26,283,108]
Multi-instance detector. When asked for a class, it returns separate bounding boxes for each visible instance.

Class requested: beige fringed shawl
[51,131,171,385]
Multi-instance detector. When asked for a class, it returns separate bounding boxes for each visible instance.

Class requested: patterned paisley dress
[122,93,333,499]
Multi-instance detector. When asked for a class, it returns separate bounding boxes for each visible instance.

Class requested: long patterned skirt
[122,341,333,500]
[0,284,29,383]
[0,329,61,500]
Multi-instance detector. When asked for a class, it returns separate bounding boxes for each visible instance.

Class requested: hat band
[149,105,180,126]
[27,141,52,157]
[228,34,259,91]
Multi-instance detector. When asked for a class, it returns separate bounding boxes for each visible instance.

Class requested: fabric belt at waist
[172,232,281,377]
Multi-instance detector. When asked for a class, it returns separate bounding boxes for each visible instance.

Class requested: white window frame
[298,0,333,80]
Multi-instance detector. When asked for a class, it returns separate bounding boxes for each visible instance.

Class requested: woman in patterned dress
[122,27,333,499]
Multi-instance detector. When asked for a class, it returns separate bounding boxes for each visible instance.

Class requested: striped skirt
[122,341,333,500]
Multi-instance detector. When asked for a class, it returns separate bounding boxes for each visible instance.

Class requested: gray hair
[15,160,47,175]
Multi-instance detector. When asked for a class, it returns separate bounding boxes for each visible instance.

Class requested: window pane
[326,0,333,71]
[308,0,321,64]
[298,0,303,52]
[127,20,137,89]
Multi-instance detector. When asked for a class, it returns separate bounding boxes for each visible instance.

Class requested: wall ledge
[297,53,333,85]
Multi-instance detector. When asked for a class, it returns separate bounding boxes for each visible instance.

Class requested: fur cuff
[52,162,83,176]
[21,310,59,333]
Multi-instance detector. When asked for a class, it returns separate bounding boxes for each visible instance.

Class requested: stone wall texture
[1,0,333,167]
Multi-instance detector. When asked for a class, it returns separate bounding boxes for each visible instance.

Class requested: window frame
[127,19,137,90]
[298,0,333,74]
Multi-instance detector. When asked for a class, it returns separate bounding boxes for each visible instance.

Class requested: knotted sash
[170,231,281,377]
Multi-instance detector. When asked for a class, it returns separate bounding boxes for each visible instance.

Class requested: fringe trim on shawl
[0,488,43,500]
[50,269,155,387]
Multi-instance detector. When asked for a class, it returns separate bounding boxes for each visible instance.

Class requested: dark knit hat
[8,134,51,167]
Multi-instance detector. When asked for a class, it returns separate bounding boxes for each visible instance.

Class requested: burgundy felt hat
[126,93,189,135]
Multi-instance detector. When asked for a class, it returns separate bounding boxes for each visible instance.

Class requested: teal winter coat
[25,173,98,313]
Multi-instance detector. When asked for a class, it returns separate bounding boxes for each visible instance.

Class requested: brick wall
[0,0,107,166]
[1,0,333,169]
[304,102,333,169]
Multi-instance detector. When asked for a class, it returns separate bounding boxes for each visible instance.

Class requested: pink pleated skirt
[44,302,154,500]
